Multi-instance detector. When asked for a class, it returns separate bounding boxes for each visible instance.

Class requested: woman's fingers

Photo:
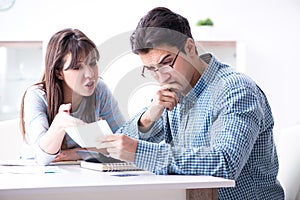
[58,103,72,114]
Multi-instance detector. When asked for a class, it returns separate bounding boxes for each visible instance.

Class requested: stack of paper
[65,120,112,148]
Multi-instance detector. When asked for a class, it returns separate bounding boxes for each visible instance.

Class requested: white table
[0,165,235,200]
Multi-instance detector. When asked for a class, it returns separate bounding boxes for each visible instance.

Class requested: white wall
[0,0,300,133]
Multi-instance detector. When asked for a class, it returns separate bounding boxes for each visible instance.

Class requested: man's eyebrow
[157,54,172,65]
[145,53,172,68]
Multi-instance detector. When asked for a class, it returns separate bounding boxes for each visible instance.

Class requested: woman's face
[59,53,98,99]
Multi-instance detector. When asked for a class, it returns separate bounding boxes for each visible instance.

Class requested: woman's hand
[52,103,86,132]
[52,148,83,162]
[39,103,85,155]
[97,134,138,162]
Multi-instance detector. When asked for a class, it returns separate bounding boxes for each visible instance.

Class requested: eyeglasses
[141,50,180,78]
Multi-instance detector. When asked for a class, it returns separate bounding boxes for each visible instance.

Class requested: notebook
[80,160,141,172]
[77,150,141,172]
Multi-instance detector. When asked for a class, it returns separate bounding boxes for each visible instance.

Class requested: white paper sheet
[65,120,112,148]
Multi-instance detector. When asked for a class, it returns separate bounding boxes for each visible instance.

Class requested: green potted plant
[193,18,214,40]
[196,18,214,27]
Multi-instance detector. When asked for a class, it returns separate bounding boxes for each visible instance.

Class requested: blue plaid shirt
[119,54,284,199]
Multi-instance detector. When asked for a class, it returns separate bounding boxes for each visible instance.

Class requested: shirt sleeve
[22,86,58,165]
[116,104,167,143]
[134,84,264,179]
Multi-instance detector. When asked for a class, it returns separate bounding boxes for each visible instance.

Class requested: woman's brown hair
[20,28,100,147]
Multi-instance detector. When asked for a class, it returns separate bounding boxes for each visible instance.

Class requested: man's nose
[155,71,171,83]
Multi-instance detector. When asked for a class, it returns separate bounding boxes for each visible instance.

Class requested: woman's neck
[68,95,82,112]
[63,85,82,112]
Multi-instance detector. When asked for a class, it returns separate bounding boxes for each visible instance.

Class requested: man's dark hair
[130,7,193,54]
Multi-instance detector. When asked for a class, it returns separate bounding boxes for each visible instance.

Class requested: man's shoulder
[218,68,256,89]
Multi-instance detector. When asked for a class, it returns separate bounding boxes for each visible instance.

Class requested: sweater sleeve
[21,85,57,165]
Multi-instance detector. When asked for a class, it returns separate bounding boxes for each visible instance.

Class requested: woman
[19,28,125,165]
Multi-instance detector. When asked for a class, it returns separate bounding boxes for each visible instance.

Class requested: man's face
[139,47,194,95]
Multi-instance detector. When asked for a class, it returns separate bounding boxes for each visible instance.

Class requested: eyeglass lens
[142,50,179,78]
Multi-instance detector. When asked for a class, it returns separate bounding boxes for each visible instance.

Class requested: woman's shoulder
[94,78,114,103]
[95,78,110,92]
[25,84,46,101]
[27,84,45,93]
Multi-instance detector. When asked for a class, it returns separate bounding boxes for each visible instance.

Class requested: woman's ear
[55,70,64,80]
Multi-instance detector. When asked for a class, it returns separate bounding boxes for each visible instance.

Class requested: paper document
[0,159,37,166]
[0,160,64,174]
[65,120,112,148]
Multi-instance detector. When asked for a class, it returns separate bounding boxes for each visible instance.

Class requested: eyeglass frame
[141,50,180,78]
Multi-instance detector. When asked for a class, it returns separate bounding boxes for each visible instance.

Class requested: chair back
[0,118,22,160]
[277,124,300,200]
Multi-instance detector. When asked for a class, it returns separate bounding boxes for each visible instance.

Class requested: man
[100,7,284,199]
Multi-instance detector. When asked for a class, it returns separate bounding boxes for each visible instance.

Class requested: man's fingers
[97,141,115,149]
[161,83,181,93]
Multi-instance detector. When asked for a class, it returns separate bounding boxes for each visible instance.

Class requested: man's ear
[184,38,197,56]
[55,70,64,80]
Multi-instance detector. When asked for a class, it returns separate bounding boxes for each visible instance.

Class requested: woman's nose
[84,66,95,78]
